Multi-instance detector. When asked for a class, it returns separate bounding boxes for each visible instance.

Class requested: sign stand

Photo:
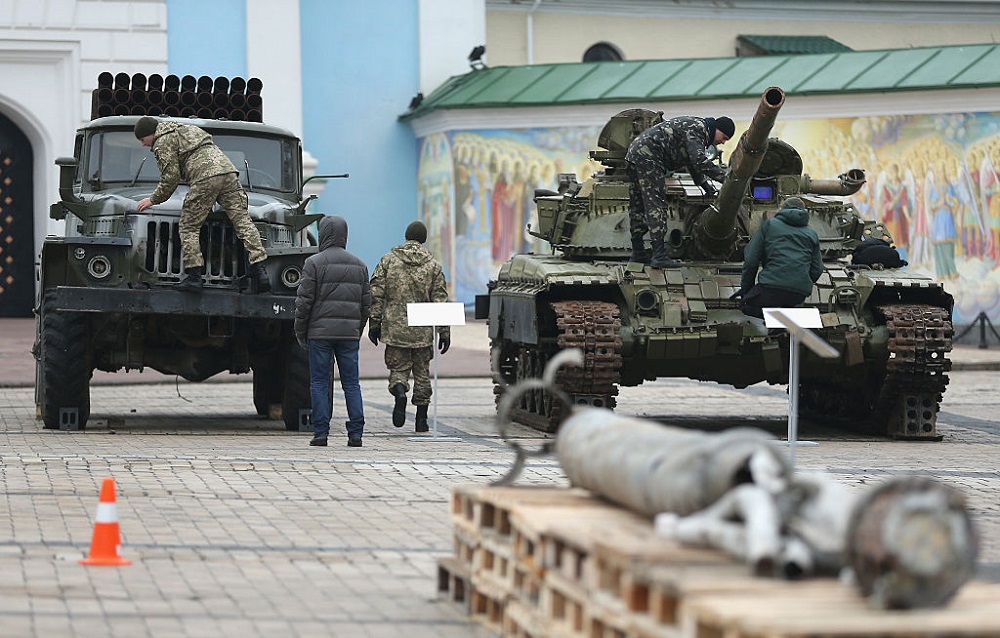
[763,308,838,470]
[405,302,466,442]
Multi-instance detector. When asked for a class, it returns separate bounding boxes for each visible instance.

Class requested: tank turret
[693,87,785,259]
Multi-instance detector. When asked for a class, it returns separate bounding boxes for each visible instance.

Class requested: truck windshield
[89,130,299,193]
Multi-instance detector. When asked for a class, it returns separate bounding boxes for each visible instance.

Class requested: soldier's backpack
[852,237,908,268]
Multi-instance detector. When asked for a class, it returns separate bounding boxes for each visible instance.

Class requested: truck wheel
[282,341,311,431]
[252,362,282,416]
[39,291,92,430]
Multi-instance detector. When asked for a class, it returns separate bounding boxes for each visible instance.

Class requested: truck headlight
[87,255,112,279]
[281,266,302,288]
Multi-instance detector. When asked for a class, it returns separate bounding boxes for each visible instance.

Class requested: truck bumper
[48,285,297,320]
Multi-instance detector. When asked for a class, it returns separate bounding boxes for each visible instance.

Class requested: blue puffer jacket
[294,215,372,343]
[740,206,823,296]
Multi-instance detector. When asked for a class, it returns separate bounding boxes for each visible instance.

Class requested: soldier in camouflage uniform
[368,221,451,433]
[625,115,735,268]
[134,116,269,292]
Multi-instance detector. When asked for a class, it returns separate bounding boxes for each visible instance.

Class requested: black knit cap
[133,116,158,139]
[715,116,735,138]
[405,220,427,243]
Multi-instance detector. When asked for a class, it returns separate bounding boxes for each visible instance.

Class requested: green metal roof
[736,34,852,55]
[401,43,1000,120]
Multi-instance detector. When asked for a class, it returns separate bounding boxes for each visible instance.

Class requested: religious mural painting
[416,112,1000,325]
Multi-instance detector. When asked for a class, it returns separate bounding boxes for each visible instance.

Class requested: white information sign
[404,302,467,443]
[763,307,822,329]
[406,302,466,327]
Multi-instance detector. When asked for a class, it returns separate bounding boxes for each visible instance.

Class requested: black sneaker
[309,437,328,447]
[347,436,362,447]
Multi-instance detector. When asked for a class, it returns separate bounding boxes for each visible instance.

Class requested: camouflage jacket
[624,116,726,189]
[369,240,450,348]
[148,121,239,205]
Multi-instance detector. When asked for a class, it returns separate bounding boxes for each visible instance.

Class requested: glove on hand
[368,324,381,346]
[702,183,718,197]
[437,333,451,355]
[729,289,746,300]
[297,337,308,350]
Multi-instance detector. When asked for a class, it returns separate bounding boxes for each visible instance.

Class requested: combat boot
[649,240,683,269]
[390,383,407,428]
[415,404,429,433]
[174,266,204,292]
[250,261,271,294]
[629,235,651,264]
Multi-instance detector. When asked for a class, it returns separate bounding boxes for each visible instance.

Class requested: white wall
[0,0,167,261]
[418,0,486,95]
[486,1,1000,65]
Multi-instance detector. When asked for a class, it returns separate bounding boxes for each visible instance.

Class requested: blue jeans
[308,339,364,439]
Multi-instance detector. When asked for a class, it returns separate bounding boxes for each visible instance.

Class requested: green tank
[482,87,954,440]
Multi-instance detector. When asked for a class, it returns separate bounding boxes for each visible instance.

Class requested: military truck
[35,74,338,431]
[481,87,953,440]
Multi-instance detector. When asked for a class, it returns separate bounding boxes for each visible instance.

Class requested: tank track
[495,300,622,432]
[874,303,952,440]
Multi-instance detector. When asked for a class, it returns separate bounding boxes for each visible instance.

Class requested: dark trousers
[739,284,807,319]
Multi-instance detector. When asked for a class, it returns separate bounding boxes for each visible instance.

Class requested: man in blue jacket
[736,197,823,319]
[294,215,372,447]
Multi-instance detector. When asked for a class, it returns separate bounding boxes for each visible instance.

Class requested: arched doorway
[0,110,34,317]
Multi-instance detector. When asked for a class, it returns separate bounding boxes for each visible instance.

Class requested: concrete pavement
[4,316,1000,388]
[1,314,999,636]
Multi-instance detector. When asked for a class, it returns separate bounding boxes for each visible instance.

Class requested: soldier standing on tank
[133,116,270,293]
[626,115,734,267]
[734,197,823,319]
[368,221,451,433]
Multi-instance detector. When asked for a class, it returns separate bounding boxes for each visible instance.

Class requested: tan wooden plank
[682,580,1000,637]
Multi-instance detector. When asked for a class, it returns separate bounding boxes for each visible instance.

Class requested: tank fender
[489,294,540,345]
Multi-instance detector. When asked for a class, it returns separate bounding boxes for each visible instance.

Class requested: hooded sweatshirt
[369,240,450,348]
[741,205,823,297]
[148,121,238,205]
[294,215,371,342]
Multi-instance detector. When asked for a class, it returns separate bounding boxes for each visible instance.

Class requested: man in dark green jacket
[736,197,823,319]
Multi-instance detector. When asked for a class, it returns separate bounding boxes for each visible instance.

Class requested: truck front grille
[144,220,248,283]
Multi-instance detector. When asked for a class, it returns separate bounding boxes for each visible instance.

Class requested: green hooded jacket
[740,205,823,297]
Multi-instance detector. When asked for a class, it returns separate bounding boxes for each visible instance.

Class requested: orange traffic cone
[79,477,131,566]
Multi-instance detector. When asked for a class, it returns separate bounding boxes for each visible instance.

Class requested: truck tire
[282,340,311,431]
[252,360,283,416]
[39,291,92,430]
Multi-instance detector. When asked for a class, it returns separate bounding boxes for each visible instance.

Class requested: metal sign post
[405,302,466,442]
[763,308,838,470]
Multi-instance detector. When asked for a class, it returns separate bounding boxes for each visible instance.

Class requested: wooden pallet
[437,555,471,610]
[446,485,1000,638]
[680,579,1000,638]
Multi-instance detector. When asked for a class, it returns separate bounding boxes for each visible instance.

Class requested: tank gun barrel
[695,87,785,258]
[802,169,866,196]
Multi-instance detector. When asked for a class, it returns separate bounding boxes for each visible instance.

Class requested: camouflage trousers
[179,173,267,269]
[627,162,671,244]
[384,344,433,405]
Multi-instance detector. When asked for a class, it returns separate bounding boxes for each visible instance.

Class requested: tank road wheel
[281,340,311,431]
[492,341,564,433]
[39,291,92,430]
[801,304,953,439]
[492,300,623,433]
